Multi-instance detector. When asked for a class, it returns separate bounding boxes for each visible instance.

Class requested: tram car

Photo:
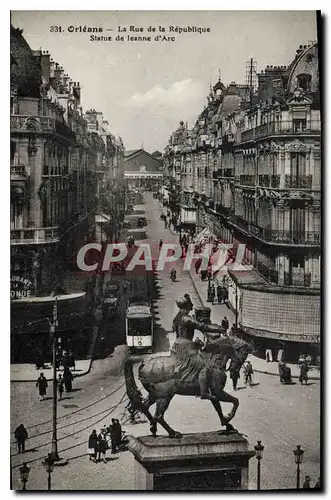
[125,296,153,353]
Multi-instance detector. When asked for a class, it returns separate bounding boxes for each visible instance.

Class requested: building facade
[164,42,320,359]
[124,149,163,190]
[10,26,123,296]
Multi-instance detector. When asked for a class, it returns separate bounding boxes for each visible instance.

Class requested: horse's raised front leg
[210,369,239,428]
[154,396,182,438]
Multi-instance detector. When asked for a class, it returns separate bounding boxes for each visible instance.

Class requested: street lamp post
[50,298,59,462]
[44,454,54,491]
[19,463,30,491]
[293,445,304,489]
[254,440,264,490]
[235,283,238,331]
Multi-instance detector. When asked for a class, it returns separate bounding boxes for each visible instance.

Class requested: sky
[11,10,318,153]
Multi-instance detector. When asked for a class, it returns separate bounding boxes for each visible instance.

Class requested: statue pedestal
[128,431,255,491]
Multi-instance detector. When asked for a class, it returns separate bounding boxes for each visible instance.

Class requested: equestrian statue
[124,295,253,438]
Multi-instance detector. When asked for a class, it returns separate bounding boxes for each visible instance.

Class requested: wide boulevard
[11,193,320,491]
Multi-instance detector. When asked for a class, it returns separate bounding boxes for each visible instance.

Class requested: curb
[10,359,93,383]
[187,268,320,382]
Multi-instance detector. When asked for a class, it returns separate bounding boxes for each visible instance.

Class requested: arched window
[296,73,312,92]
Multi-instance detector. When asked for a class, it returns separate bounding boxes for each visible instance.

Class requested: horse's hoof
[170,431,182,439]
[150,424,157,436]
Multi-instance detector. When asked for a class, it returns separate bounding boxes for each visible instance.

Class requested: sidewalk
[188,260,320,381]
[10,359,92,382]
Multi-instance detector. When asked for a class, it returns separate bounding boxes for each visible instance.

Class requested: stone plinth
[128,431,255,491]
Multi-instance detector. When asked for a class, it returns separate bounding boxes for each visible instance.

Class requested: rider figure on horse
[171,296,222,400]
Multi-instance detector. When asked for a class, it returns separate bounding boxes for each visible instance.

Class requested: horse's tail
[124,358,145,413]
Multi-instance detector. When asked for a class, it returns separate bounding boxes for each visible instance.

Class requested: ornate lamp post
[19,463,30,491]
[254,440,264,490]
[293,445,304,489]
[44,454,54,491]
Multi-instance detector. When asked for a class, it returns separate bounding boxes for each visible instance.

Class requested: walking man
[216,284,223,304]
[36,373,48,401]
[63,366,74,392]
[221,316,229,334]
[88,429,98,462]
[57,374,64,401]
[299,359,309,385]
[110,419,117,454]
[244,360,254,386]
[14,424,28,453]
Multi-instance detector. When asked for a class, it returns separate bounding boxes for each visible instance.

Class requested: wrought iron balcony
[284,175,313,189]
[250,224,320,245]
[239,175,255,186]
[257,175,281,188]
[284,272,312,287]
[11,227,60,245]
[241,120,321,142]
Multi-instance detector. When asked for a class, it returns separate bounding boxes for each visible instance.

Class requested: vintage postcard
[10,10,321,491]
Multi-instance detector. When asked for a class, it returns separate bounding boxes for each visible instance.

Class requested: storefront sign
[10,275,33,299]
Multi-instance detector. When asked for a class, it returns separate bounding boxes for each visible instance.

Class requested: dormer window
[296,73,312,92]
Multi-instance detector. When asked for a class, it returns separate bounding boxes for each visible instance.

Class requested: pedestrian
[57,374,64,401]
[96,432,108,463]
[63,366,74,392]
[221,316,229,333]
[229,323,236,336]
[36,373,48,401]
[87,429,98,462]
[299,359,309,385]
[115,419,122,450]
[14,424,28,453]
[195,258,201,275]
[69,351,76,370]
[265,348,273,363]
[217,284,222,304]
[159,238,163,250]
[314,477,320,489]
[244,360,254,386]
[210,284,216,304]
[229,364,240,391]
[222,287,228,304]
[110,418,117,454]
[184,294,193,310]
[302,476,311,489]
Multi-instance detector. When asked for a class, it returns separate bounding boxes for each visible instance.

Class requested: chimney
[40,50,51,81]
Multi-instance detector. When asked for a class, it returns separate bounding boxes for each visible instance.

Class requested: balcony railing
[284,272,311,287]
[257,175,281,188]
[230,214,250,233]
[11,165,26,177]
[250,224,320,245]
[284,175,313,189]
[11,227,60,245]
[241,120,321,142]
[239,175,255,186]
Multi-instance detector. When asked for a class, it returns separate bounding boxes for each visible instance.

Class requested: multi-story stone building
[164,42,320,360]
[10,26,122,296]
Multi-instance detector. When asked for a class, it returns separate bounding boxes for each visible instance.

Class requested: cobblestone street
[11,193,320,491]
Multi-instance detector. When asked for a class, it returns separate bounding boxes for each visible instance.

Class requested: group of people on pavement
[303,475,320,489]
[36,366,74,402]
[87,419,123,463]
[207,282,229,305]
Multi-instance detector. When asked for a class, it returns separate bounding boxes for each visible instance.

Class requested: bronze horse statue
[124,335,253,438]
